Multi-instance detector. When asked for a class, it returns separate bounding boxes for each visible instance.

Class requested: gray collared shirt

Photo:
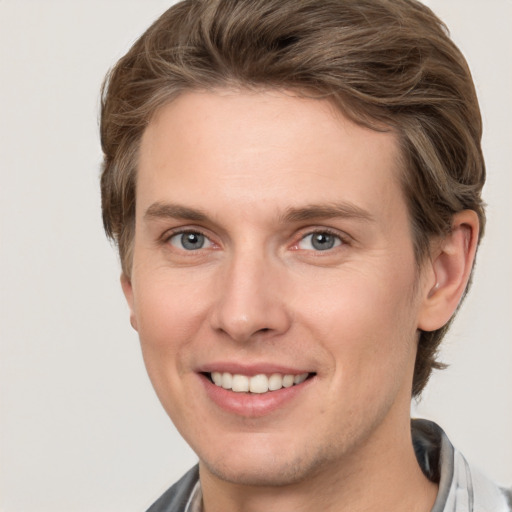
[412,419,511,512]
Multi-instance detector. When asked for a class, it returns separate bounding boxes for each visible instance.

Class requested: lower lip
[200,374,313,417]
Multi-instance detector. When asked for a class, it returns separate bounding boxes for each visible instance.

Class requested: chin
[198,440,335,488]
[202,458,308,487]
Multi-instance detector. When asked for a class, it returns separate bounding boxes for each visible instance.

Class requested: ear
[418,210,479,332]
[120,273,138,331]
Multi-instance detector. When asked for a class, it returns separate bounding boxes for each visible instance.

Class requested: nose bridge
[211,244,290,342]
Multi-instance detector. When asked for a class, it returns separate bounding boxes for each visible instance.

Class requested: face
[124,90,431,487]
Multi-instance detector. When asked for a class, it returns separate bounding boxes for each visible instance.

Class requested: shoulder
[412,419,511,511]
[467,461,511,512]
[502,487,512,510]
[146,465,200,512]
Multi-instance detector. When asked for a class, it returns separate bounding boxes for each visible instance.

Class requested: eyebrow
[143,201,374,224]
[280,203,374,224]
[144,202,209,222]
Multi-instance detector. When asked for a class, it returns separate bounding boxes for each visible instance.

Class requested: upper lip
[197,362,313,376]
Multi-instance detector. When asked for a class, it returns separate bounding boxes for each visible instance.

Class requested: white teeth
[210,371,310,393]
[294,373,308,385]
[268,373,283,391]
[282,374,294,388]
[232,374,250,392]
[249,374,268,393]
[221,372,232,389]
[211,371,223,386]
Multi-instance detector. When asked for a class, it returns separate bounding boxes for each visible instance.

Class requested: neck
[199,415,438,512]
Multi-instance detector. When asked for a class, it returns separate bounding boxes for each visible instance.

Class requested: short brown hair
[100,0,485,396]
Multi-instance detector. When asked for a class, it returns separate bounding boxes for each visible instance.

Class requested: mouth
[203,371,315,394]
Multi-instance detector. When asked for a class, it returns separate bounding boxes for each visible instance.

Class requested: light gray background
[0,1,510,511]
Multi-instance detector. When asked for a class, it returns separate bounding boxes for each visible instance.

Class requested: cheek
[298,266,419,381]
[133,273,211,364]
[131,274,214,420]
[300,263,417,330]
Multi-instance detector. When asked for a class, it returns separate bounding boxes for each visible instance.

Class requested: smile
[208,371,310,394]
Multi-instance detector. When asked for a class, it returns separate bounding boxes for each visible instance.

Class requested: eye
[297,231,343,251]
[168,231,213,251]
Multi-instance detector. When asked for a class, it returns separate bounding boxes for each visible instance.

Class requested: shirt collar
[185,479,202,512]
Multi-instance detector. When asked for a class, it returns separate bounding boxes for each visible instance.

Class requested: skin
[122,90,478,512]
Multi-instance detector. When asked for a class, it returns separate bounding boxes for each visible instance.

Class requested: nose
[209,250,292,343]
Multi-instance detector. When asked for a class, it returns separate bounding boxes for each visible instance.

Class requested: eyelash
[164,229,214,251]
[162,226,349,254]
[294,228,347,252]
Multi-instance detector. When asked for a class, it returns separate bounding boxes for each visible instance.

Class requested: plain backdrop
[0,1,511,511]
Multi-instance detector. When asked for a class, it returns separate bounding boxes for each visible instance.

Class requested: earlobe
[120,273,138,331]
[418,210,479,332]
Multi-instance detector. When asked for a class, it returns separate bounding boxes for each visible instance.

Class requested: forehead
[137,89,404,223]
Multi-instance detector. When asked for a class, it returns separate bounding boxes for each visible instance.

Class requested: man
[100,0,511,510]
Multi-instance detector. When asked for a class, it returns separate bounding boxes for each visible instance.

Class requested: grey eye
[298,232,342,251]
[169,232,212,250]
